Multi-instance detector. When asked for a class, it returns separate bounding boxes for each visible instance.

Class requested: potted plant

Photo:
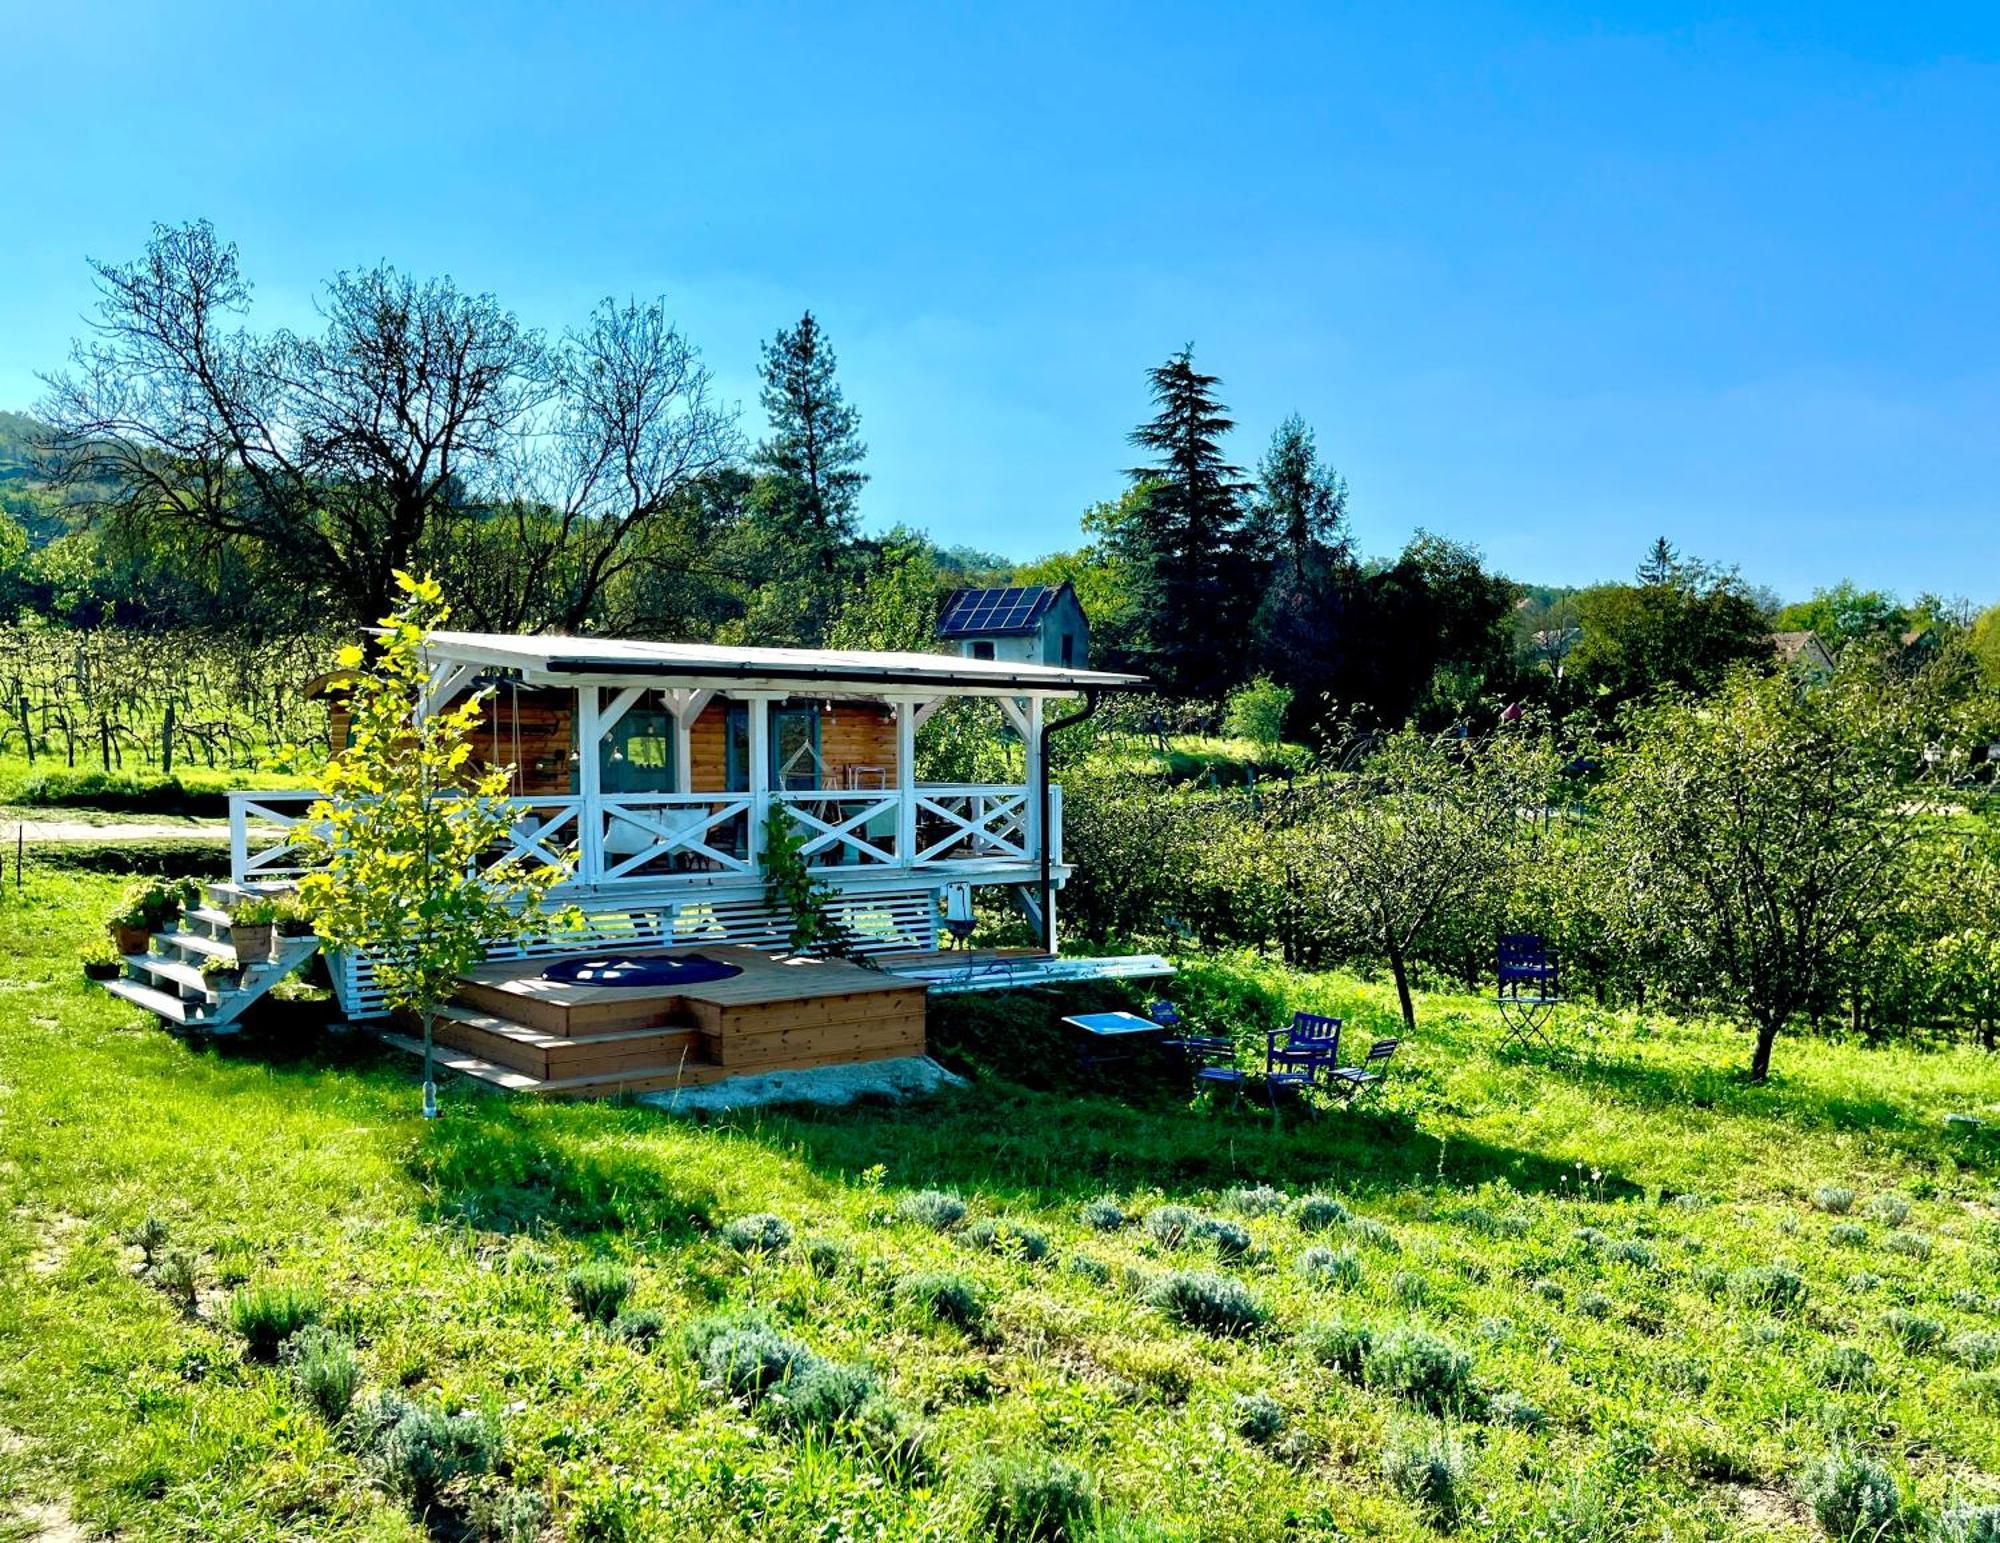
[270,894,316,940]
[106,877,198,955]
[106,894,152,956]
[229,896,279,964]
[202,955,243,994]
[82,941,123,981]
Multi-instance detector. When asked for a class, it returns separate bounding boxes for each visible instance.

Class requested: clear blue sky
[2,2,1995,602]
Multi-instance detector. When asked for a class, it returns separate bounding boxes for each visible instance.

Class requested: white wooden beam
[745,694,772,866]
[423,661,483,716]
[597,686,646,742]
[895,699,917,865]
[575,685,603,884]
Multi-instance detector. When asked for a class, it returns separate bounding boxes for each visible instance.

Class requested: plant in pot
[202,954,244,994]
[106,877,199,955]
[82,940,123,981]
[269,894,316,940]
[229,896,279,964]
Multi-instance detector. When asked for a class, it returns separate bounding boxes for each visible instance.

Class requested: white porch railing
[226,783,1055,890]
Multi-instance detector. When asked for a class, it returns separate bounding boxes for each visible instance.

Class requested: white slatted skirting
[328,890,942,1020]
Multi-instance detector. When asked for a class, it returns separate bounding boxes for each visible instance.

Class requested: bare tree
[39,222,739,631]
[438,298,744,633]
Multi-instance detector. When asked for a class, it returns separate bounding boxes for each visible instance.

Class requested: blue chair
[1326,1038,1399,1101]
[1497,934,1561,1049]
[1263,1013,1342,1110]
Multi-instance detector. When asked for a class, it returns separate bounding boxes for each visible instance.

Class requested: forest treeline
[5,220,2000,749]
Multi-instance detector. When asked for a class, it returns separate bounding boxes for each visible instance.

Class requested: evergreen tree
[748,311,867,643]
[1119,348,1257,694]
[1250,414,1348,570]
[1636,536,1680,587]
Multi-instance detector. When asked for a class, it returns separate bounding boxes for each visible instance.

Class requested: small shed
[937,583,1089,669]
[1769,630,1835,681]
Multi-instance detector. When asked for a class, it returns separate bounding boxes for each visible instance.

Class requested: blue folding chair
[1497,933,1561,1050]
[1262,1013,1342,1110]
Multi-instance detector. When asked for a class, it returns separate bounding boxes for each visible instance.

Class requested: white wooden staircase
[100,883,320,1033]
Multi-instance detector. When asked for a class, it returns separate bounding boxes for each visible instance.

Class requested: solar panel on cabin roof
[942,586,1048,633]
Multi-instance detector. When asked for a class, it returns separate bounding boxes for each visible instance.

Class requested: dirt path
[5,818,231,842]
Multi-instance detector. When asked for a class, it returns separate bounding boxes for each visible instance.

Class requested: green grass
[0,752,313,816]
[4,870,2000,1539]
[1081,733,1314,786]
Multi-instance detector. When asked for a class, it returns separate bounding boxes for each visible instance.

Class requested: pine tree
[748,312,867,642]
[1250,414,1348,570]
[1637,536,1680,587]
[1120,348,1257,694]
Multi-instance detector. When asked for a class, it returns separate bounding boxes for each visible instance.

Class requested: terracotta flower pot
[230,922,275,963]
[110,923,150,956]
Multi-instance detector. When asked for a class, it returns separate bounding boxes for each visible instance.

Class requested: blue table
[1062,1011,1166,1074]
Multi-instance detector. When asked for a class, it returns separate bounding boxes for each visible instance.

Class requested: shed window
[1060,633,1075,668]
[971,640,995,660]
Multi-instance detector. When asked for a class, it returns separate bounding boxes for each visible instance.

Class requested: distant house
[937,583,1089,670]
[1769,630,1835,680]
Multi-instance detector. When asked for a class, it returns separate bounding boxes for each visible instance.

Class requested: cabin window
[725,704,823,791]
[600,707,676,794]
[971,640,995,660]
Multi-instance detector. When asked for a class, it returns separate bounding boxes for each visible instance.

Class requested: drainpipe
[1037,687,1101,954]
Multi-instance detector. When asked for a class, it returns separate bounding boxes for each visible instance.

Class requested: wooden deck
[411,945,928,1097]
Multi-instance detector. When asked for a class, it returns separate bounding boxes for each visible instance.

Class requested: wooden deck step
[102,978,195,1025]
[428,1004,705,1080]
[187,906,237,931]
[374,1031,734,1098]
[128,955,212,994]
[157,930,237,961]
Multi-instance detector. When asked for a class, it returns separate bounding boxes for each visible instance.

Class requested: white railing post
[228,795,249,884]
[576,685,602,886]
[1050,783,1063,864]
[895,698,916,867]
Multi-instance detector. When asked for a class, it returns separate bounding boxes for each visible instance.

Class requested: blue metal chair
[1497,933,1561,1050]
[1262,1013,1342,1110]
[1326,1038,1399,1101]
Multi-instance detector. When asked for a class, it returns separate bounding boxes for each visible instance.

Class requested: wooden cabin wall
[327,691,900,794]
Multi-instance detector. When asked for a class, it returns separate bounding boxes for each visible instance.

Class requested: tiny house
[113,631,1172,1096]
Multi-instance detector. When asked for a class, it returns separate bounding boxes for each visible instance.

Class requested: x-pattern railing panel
[599,795,755,880]
[776,792,901,866]
[913,788,1029,865]
[483,801,582,875]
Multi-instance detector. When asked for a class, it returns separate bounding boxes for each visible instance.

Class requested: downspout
[1038,686,1101,954]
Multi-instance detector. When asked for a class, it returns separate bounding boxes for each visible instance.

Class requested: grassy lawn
[4,872,2000,1540]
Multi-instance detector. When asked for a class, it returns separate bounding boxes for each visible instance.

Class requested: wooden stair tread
[128,955,212,993]
[102,979,194,1024]
[431,1004,700,1050]
[188,906,237,929]
[374,1031,729,1095]
[157,930,237,960]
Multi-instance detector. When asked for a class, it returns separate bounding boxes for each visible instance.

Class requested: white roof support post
[894,698,920,867]
[661,688,714,796]
[743,693,774,869]
[575,685,603,886]
[1019,696,1045,859]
